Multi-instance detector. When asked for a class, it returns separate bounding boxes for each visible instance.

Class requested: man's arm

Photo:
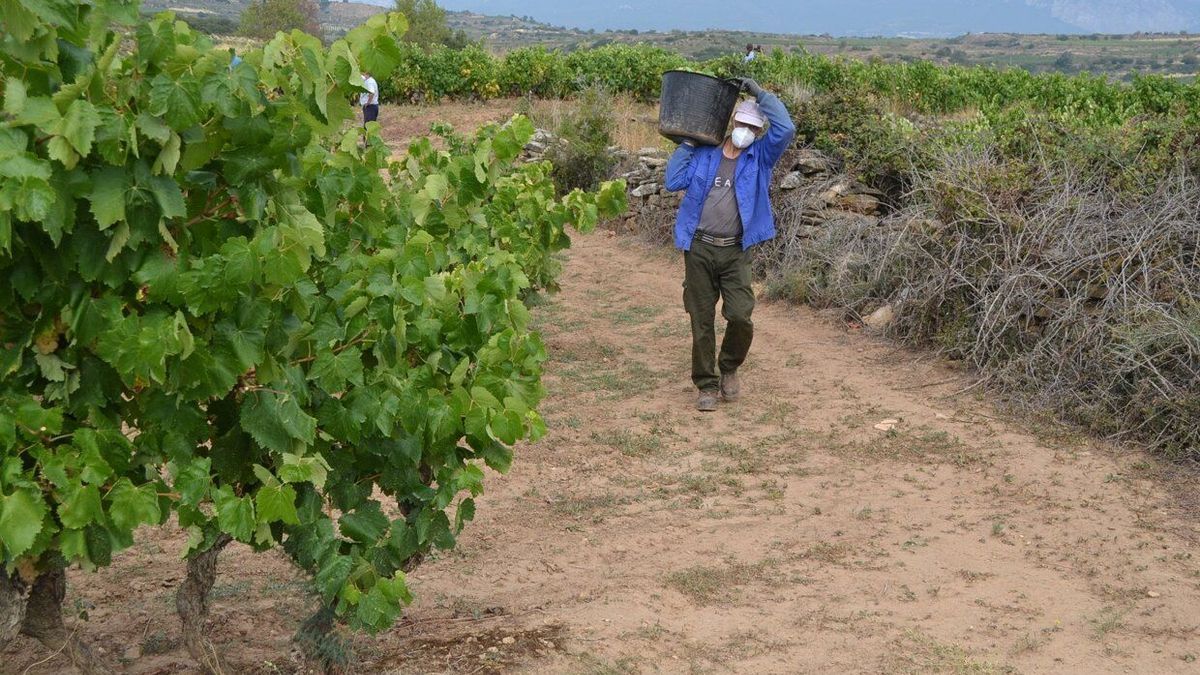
[737,79,795,168]
[664,142,701,192]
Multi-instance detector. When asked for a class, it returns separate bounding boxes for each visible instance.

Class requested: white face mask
[731,127,756,149]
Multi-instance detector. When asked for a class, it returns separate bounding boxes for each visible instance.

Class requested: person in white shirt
[360,71,379,125]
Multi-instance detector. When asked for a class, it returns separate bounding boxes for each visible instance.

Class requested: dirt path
[5,232,1198,674]
[403,231,1200,673]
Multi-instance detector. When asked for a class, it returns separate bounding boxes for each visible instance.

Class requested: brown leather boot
[696,390,719,412]
[719,371,741,402]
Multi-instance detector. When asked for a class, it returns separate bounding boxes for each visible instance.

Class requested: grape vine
[0,1,625,670]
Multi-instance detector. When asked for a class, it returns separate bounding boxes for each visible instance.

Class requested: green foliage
[498,46,574,98]
[378,40,1200,131]
[0,0,625,641]
[562,45,688,102]
[544,85,619,195]
[380,43,686,103]
[722,48,1200,128]
[392,0,467,49]
[172,12,240,36]
[385,42,500,102]
[239,0,322,40]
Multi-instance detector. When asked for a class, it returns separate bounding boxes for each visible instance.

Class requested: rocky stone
[802,209,878,227]
[827,181,853,197]
[873,418,900,431]
[779,172,804,190]
[637,147,661,157]
[631,182,660,198]
[802,195,828,211]
[794,150,833,174]
[838,193,882,215]
[641,156,667,168]
[863,304,894,330]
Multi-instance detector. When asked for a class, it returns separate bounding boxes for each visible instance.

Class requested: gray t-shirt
[697,155,742,239]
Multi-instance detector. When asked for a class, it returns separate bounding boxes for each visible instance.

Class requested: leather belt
[695,232,742,247]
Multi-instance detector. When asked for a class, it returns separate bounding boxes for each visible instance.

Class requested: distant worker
[229,48,242,69]
[664,78,795,411]
[743,43,756,62]
[360,70,379,126]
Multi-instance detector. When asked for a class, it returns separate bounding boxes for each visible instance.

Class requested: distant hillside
[140,0,386,36]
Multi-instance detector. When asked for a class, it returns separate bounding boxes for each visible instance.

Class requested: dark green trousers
[683,240,755,392]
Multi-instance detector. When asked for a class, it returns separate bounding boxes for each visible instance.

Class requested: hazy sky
[394,0,1200,36]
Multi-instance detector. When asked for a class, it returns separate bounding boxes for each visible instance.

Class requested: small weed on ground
[592,429,665,458]
[664,558,781,606]
[884,629,1016,674]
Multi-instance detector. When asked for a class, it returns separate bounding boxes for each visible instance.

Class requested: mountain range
[354,0,1200,36]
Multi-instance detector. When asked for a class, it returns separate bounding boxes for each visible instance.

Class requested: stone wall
[614,144,887,247]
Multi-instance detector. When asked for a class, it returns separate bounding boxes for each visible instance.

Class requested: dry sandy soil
[4,105,1199,674]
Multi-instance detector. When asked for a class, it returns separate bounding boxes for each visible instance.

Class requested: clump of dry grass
[767,135,1200,460]
[521,94,665,154]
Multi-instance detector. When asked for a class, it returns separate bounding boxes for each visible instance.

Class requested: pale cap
[732,99,765,128]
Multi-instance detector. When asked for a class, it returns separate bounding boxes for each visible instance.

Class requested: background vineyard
[377,43,1200,126]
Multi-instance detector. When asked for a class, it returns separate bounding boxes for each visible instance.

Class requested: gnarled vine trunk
[18,565,107,674]
[0,568,29,649]
[176,534,232,675]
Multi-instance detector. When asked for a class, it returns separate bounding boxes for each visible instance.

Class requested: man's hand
[734,77,766,98]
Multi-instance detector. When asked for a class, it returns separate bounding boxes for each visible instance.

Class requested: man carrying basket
[664,78,795,411]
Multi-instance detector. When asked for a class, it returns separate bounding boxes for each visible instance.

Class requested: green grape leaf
[213,486,255,542]
[478,439,514,474]
[309,348,364,393]
[240,391,317,454]
[487,408,525,444]
[11,96,60,129]
[147,174,186,219]
[354,574,412,632]
[454,498,476,531]
[107,479,162,531]
[88,167,127,229]
[339,501,388,543]
[135,112,171,143]
[174,457,212,506]
[314,553,353,601]
[0,487,46,558]
[57,98,99,157]
[148,74,201,130]
[152,132,181,175]
[255,483,300,525]
[278,453,330,489]
[3,77,27,116]
[59,484,104,529]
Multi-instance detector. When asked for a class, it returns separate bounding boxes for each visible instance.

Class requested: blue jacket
[664,91,795,251]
